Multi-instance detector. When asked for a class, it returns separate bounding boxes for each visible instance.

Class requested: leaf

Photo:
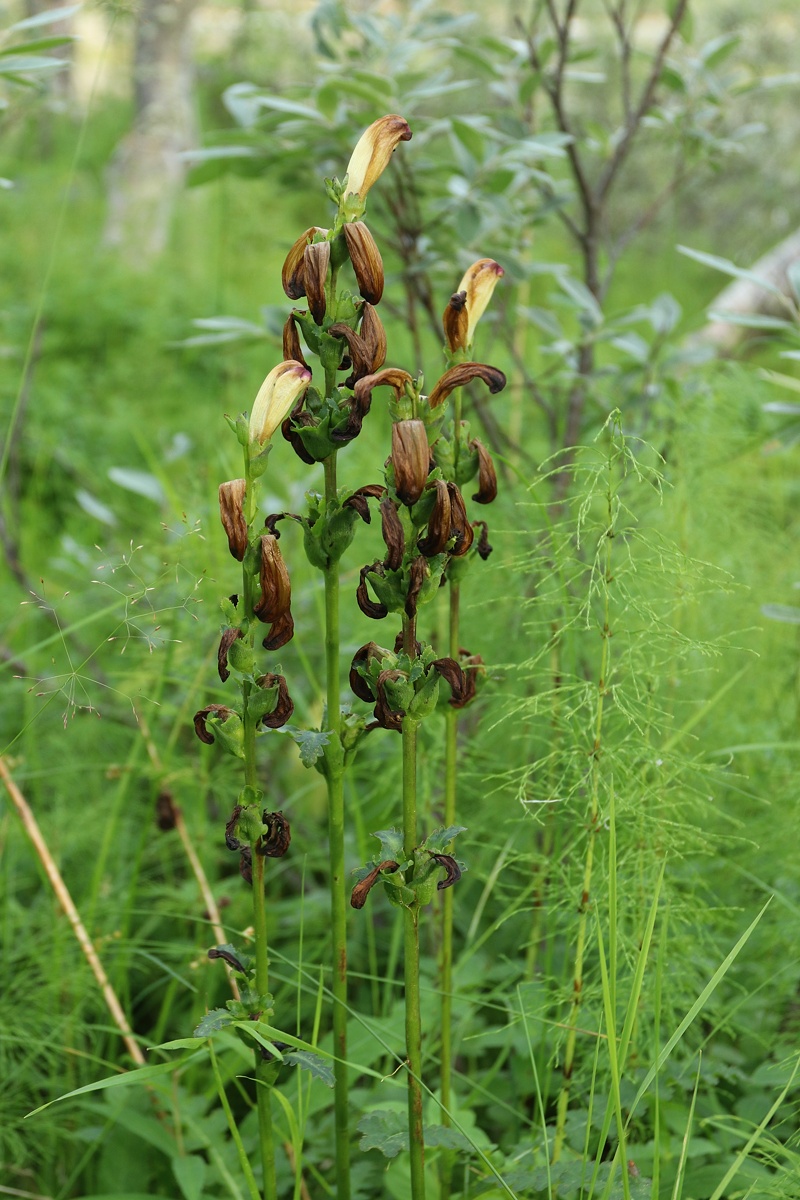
[760,372,800,397]
[172,1155,206,1200]
[150,1037,206,1052]
[107,468,165,504]
[424,825,467,854]
[75,488,117,526]
[706,310,794,332]
[281,725,331,767]
[26,1057,200,1117]
[10,5,80,32]
[193,1009,234,1037]
[358,1109,408,1158]
[761,604,800,625]
[370,827,405,861]
[676,245,787,300]
[284,1050,335,1087]
[557,275,603,326]
[0,54,66,72]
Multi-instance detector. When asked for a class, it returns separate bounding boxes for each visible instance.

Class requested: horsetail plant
[349,355,506,1199]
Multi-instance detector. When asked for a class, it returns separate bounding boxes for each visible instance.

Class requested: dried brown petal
[405,554,428,619]
[304,240,330,325]
[357,562,388,620]
[431,657,467,705]
[218,627,242,683]
[218,479,248,561]
[256,673,294,729]
[194,704,236,744]
[281,396,317,465]
[328,322,372,381]
[262,609,294,652]
[349,641,387,703]
[282,226,327,300]
[443,289,469,354]
[427,362,507,409]
[225,804,244,850]
[239,847,253,885]
[155,790,178,831]
[417,479,451,557]
[449,649,485,708]
[344,221,384,305]
[374,669,406,731]
[360,303,387,371]
[254,535,291,625]
[380,496,405,571]
[350,860,400,909]
[432,853,462,891]
[472,519,493,561]
[447,482,474,557]
[394,630,423,657]
[282,312,308,369]
[208,946,247,973]
[392,419,430,506]
[470,439,498,505]
[258,811,291,858]
[343,483,385,523]
[353,367,414,411]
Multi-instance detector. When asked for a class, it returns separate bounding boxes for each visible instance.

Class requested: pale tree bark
[104,0,199,264]
[699,227,800,353]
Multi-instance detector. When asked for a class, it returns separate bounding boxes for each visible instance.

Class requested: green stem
[552,463,615,1164]
[242,451,277,1199]
[402,613,426,1200]
[322,450,352,1200]
[439,580,460,1200]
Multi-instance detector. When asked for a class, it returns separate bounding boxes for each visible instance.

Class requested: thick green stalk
[242,453,277,1199]
[322,449,352,1200]
[402,614,426,1200]
[552,470,615,1164]
[439,581,459,1200]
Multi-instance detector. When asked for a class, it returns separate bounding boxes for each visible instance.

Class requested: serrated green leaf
[358,1109,407,1158]
[424,825,467,854]
[371,827,406,861]
[193,1009,234,1037]
[284,1050,335,1087]
[281,725,331,767]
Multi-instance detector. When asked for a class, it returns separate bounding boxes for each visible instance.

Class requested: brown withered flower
[431,656,467,705]
[427,362,506,409]
[225,804,244,850]
[253,534,293,649]
[343,221,384,305]
[405,554,428,618]
[281,226,327,299]
[256,673,294,729]
[392,419,430,506]
[239,847,253,885]
[258,811,291,858]
[155,790,178,831]
[282,312,308,369]
[472,520,493,561]
[218,626,242,683]
[328,322,374,383]
[417,479,451,557]
[380,496,405,570]
[350,860,400,909]
[446,482,474,557]
[342,483,385,523]
[219,479,248,561]
[281,396,317,465]
[304,240,330,325]
[456,258,504,346]
[373,669,407,731]
[449,649,485,708]
[470,439,498,504]
[194,704,237,744]
[356,561,389,620]
[442,290,469,354]
[431,853,462,890]
[349,641,388,703]
[360,303,387,372]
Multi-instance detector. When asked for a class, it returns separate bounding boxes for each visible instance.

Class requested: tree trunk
[104,0,198,264]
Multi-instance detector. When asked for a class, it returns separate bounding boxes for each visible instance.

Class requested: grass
[2,14,800,1198]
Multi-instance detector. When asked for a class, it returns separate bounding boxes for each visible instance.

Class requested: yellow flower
[456,258,504,348]
[249,361,312,444]
[344,114,412,201]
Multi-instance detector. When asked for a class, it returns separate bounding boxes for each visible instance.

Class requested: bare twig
[0,755,145,1065]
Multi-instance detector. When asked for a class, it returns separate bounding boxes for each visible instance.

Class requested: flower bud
[427,362,506,409]
[457,258,504,346]
[304,240,330,325]
[219,479,248,561]
[282,227,327,300]
[249,361,312,445]
[443,290,469,354]
[344,114,412,201]
[343,221,384,304]
[392,419,429,506]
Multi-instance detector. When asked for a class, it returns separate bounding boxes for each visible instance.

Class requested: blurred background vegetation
[2,1,800,1198]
